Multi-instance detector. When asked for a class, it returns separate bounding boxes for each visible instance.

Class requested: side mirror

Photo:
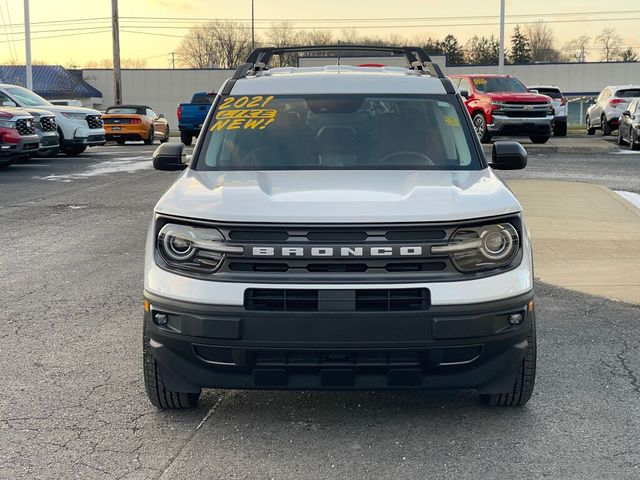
[459,90,469,99]
[158,113,165,118]
[2,100,17,107]
[152,142,188,171]
[622,110,631,117]
[490,141,527,170]
[529,89,539,94]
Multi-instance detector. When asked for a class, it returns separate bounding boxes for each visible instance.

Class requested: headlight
[432,223,519,272]
[61,112,87,120]
[157,223,243,274]
[0,119,16,128]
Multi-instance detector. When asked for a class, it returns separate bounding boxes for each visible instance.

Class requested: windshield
[192,93,214,104]
[106,107,144,114]
[472,77,528,93]
[5,86,51,107]
[197,94,480,171]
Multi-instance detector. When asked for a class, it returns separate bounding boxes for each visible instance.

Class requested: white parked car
[528,85,568,136]
[142,46,536,409]
[586,85,640,136]
[0,84,105,155]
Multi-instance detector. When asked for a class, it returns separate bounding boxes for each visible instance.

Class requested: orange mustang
[102,104,170,144]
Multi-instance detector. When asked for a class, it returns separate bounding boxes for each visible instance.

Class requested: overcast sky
[0,0,638,67]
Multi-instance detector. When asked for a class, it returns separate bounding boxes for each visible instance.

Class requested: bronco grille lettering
[250,245,427,257]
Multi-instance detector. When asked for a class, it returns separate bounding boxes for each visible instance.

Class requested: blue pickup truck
[177,91,215,145]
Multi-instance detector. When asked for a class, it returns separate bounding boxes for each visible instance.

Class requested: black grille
[244,288,430,312]
[253,349,424,368]
[502,110,548,118]
[86,115,103,129]
[16,118,35,135]
[40,116,57,132]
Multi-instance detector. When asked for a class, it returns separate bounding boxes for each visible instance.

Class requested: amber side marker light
[528,300,535,312]
[143,299,150,312]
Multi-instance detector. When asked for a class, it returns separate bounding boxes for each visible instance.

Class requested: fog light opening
[153,312,169,326]
[508,313,524,325]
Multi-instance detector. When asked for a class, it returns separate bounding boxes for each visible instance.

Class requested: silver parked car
[586,85,640,136]
[528,85,568,136]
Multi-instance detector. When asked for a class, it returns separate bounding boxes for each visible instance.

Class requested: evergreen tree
[440,34,465,64]
[509,25,531,64]
[465,35,500,65]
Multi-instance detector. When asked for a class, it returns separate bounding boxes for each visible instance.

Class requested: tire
[472,113,491,143]
[144,127,155,145]
[617,127,626,145]
[61,145,87,156]
[116,139,126,145]
[631,130,640,151]
[530,136,549,144]
[180,131,193,146]
[586,116,596,135]
[480,315,537,407]
[143,321,200,409]
[161,127,170,143]
[553,122,567,137]
[602,116,612,136]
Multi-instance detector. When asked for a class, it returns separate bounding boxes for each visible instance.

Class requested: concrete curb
[482,142,616,155]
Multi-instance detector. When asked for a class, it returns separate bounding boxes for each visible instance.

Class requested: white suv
[586,85,640,136]
[0,84,105,155]
[528,85,568,136]
[143,46,536,409]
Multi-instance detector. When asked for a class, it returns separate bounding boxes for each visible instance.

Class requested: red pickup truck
[449,74,554,144]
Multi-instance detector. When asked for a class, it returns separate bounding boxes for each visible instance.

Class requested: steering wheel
[240,147,271,165]
[379,151,434,166]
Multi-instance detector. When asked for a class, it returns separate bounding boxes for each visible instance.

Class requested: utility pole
[171,52,176,69]
[111,0,122,105]
[498,0,505,73]
[23,0,32,90]
[251,0,255,50]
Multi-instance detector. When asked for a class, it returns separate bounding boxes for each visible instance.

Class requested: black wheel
[116,139,126,145]
[143,321,200,409]
[530,136,549,144]
[144,127,155,145]
[586,116,596,135]
[631,130,640,151]
[161,127,170,143]
[480,315,537,407]
[180,131,193,146]
[602,115,612,136]
[472,113,491,143]
[553,122,567,137]
[617,127,626,145]
[62,145,87,156]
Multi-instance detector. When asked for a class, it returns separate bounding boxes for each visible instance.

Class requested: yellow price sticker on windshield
[212,96,277,131]
[444,116,460,127]
[473,78,487,85]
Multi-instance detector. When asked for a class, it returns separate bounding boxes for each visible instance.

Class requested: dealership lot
[1,144,639,479]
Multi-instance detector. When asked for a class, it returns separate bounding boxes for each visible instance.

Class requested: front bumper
[0,133,40,158]
[36,131,59,152]
[488,114,554,136]
[62,127,106,147]
[145,290,534,393]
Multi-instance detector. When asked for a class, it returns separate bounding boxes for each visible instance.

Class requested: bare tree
[178,20,252,69]
[562,35,590,62]
[266,21,299,66]
[595,28,623,61]
[524,20,558,62]
[298,30,334,47]
[177,25,218,68]
[620,47,639,62]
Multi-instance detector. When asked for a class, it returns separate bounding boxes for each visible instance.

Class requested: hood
[154,169,522,223]
[485,92,552,103]
[23,107,56,119]
[41,104,101,115]
[0,107,31,119]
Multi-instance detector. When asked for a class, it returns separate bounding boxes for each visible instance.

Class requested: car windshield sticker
[472,78,487,86]
[211,96,277,131]
[444,116,461,127]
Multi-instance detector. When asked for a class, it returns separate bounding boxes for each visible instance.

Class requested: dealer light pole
[498,0,505,73]
[251,0,255,50]
[23,0,32,90]
[111,0,122,105]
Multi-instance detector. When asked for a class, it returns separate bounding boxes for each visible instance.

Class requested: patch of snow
[613,149,640,154]
[35,156,152,182]
[615,190,640,209]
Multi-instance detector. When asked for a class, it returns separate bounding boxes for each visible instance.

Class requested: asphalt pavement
[0,143,639,479]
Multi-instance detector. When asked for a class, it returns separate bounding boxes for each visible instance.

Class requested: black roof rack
[233,45,445,79]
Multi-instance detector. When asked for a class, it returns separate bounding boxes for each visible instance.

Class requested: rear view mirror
[158,113,165,118]
[459,90,469,99]
[622,110,631,117]
[490,141,527,170]
[529,89,539,94]
[2,100,17,107]
[152,142,188,171]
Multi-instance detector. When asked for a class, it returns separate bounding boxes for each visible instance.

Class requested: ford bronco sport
[144,46,536,409]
